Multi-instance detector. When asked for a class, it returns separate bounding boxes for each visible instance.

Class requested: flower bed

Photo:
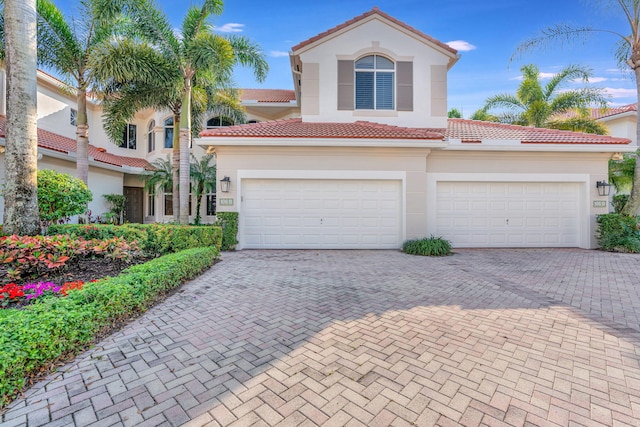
[0,246,219,408]
[1,280,98,308]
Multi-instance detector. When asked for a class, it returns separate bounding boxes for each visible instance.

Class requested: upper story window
[147,120,155,152]
[70,109,77,126]
[164,117,174,149]
[206,116,234,128]
[120,124,137,149]
[355,55,395,110]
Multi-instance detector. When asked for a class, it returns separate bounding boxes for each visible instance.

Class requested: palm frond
[226,35,269,83]
[546,117,609,135]
[543,64,591,99]
[36,0,83,76]
[511,24,627,62]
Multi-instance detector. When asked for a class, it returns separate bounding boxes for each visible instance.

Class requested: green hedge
[0,246,218,408]
[596,213,640,253]
[48,224,222,255]
[214,212,238,251]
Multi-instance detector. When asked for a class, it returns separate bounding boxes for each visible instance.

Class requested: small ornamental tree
[37,170,92,228]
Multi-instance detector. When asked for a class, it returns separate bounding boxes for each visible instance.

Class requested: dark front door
[124,186,144,223]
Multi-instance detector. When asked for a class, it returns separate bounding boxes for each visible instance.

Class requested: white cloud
[510,72,555,81]
[269,50,289,58]
[446,40,476,52]
[604,87,637,98]
[216,23,244,33]
[570,77,608,83]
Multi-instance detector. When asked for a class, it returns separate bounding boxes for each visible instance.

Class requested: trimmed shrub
[47,224,222,256]
[0,246,218,408]
[215,212,238,251]
[38,170,92,225]
[596,213,640,253]
[403,235,452,257]
[611,194,630,214]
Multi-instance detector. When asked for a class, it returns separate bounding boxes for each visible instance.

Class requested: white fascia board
[196,137,448,149]
[442,143,636,153]
[598,111,636,122]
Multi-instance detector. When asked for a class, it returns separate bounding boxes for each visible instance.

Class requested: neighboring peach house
[0,7,635,249]
[197,7,635,250]
[594,103,637,145]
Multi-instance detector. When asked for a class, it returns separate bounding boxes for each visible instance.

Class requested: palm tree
[91,0,267,224]
[512,1,640,214]
[143,156,173,218]
[482,64,609,133]
[470,107,500,122]
[25,0,131,186]
[190,153,216,225]
[0,0,41,235]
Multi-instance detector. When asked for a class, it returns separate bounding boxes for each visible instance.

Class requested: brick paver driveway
[3,249,640,426]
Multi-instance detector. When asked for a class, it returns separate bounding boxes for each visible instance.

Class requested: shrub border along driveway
[0,246,219,408]
[3,248,640,426]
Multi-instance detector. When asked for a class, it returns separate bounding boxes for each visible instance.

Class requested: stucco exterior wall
[602,115,637,145]
[297,18,452,128]
[213,146,610,249]
[215,145,432,239]
[427,150,610,248]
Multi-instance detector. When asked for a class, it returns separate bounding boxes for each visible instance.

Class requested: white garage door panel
[437,182,580,248]
[242,179,402,249]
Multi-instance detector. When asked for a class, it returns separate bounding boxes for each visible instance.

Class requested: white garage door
[436,182,581,247]
[242,179,402,249]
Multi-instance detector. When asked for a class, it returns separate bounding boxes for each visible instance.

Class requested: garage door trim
[237,170,406,249]
[426,173,590,249]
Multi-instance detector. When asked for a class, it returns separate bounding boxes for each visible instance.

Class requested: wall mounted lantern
[220,176,231,193]
[596,180,611,197]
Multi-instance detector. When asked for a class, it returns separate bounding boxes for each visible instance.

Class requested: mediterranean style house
[197,8,635,250]
[0,7,635,249]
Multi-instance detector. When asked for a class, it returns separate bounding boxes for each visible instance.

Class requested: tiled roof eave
[197,136,448,149]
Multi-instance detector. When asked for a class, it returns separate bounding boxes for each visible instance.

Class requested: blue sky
[57,0,638,117]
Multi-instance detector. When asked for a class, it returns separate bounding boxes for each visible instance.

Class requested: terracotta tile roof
[200,117,630,145]
[551,103,638,121]
[0,116,152,169]
[199,118,445,140]
[595,103,637,119]
[441,119,631,144]
[291,7,458,55]
[241,89,296,103]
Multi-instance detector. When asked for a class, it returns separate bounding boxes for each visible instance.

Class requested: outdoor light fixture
[596,180,611,197]
[220,176,231,193]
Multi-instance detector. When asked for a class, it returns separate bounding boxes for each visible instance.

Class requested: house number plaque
[219,198,234,206]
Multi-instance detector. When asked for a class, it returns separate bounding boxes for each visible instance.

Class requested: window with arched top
[206,116,234,128]
[147,120,155,152]
[164,117,173,149]
[337,56,412,112]
[355,55,395,110]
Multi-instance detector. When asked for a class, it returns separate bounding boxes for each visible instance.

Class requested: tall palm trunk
[622,65,640,215]
[171,112,181,222]
[75,89,89,185]
[178,77,192,225]
[3,0,40,236]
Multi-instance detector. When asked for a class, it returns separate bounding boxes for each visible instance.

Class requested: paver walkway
[2,249,640,426]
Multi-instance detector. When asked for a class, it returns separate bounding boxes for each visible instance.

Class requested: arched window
[355,55,395,110]
[164,117,173,149]
[206,116,233,128]
[147,120,155,152]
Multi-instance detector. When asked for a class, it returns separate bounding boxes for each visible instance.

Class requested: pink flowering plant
[0,280,90,308]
